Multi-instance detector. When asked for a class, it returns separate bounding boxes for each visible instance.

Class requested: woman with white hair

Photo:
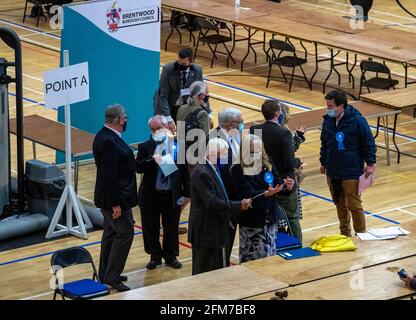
[231,134,295,263]
[188,138,252,275]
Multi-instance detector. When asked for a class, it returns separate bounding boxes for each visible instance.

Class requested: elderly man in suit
[250,99,303,241]
[136,115,191,270]
[209,108,244,262]
[188,138,252,275]
[154,47,213,132]
[93,104,137,292]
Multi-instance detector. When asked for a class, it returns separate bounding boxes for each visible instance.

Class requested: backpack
[183,107,204,147]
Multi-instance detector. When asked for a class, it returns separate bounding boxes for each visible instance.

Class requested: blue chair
[51,247,109,300]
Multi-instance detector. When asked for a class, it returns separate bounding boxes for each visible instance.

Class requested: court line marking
[0,17,61,39]
[398,208,416,217]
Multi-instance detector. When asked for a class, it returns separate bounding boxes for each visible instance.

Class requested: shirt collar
[220,127,229,139]
[105,125,121,138]
[267,119,280,127]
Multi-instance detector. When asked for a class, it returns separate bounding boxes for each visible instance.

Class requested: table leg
[392,113,401,164]
[32,141,37,160]
[241,27,252,71]
[322,48,334,94]
[404,63,408,88]
[373,116,380,139]
[382,115,390,166]
[346,53,357,89]
[311,43,318,83]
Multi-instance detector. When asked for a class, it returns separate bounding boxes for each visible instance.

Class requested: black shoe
[106,281,130,292]
[165,258,182,269]
[118,275,128,282]
[146,260,162,270]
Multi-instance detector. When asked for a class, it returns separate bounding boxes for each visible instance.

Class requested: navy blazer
[93,127,138,210]
[320,104,376,179]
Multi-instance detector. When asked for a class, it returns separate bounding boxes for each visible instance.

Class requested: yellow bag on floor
[310,234,357,252]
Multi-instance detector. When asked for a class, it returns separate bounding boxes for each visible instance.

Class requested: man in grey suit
[154,47,213,132]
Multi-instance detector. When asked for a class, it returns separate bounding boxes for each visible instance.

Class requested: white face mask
[152,133,166,142]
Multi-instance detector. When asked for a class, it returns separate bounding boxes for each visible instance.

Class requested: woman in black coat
[231,134,294,263]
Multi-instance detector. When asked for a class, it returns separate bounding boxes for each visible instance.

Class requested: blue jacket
[320,104,376,179]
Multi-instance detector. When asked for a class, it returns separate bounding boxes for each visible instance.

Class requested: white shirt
[220,128,239,160]
[104,125,121,138]
[336,112,344,127]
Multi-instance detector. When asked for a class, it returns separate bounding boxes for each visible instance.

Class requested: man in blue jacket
[320,90,376,237]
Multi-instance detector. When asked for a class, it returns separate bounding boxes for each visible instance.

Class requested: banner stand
[46,50,92,239]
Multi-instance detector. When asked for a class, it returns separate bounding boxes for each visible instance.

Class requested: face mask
[121,120,127,132]
[278,113,284,125]
[152,133,166,142]
[326,109,337,118]
[203,95,209,104]
[176,62,190,72]
[238,123,244,132]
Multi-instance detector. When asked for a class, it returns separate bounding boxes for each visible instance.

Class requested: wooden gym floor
[0,0,415,300]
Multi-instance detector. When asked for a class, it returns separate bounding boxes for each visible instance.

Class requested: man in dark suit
[93,104,137,292]
[188,138,252,275]
[136,115,191,270]
[209,108,244,263]
[250,99,303,241]
[154,47,213,132]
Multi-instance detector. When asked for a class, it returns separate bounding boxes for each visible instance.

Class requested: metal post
[46,50,92,239]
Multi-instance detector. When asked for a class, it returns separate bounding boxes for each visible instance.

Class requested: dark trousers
[192,245,227,275]
[276,190,302,242]
[140,191,181,262]
[99,208,135,283]
[226,225,237,264]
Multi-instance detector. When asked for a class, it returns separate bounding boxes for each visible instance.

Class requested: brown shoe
[178,227,188,234]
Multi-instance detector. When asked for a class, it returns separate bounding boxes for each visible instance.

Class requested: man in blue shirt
[320,90,376,237]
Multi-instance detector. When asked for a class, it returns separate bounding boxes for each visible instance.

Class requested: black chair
[164,11,196,51]
[266,39,311,92]
[23,1,50,27]
[194,17,235,68]
[51,247,109,300]
[359,60,399,97]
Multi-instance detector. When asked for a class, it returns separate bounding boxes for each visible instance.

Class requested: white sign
[44,62,89,108]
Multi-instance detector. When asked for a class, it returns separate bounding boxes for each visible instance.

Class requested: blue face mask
[238,122,244,132]
[278,113,284,125]
[327,109,337,118]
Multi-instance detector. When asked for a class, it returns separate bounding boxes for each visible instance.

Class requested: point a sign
[44,62,89,109]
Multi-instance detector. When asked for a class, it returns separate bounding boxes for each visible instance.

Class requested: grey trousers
[276,190,302,242]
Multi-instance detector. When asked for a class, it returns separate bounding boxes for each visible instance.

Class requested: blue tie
[214,167,229,201]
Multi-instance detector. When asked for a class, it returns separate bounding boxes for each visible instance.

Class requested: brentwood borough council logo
[106,1,122,33]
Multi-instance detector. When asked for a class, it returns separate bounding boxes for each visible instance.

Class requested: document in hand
[159,154,178,177]
[358,172,375,195]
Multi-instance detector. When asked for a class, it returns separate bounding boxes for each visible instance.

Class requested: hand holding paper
[358,170,375,195]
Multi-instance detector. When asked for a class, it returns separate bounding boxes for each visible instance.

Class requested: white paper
[158,154,178,177]
[44,62,89,108]
[357,232,397,241]
[368,226,410,237]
